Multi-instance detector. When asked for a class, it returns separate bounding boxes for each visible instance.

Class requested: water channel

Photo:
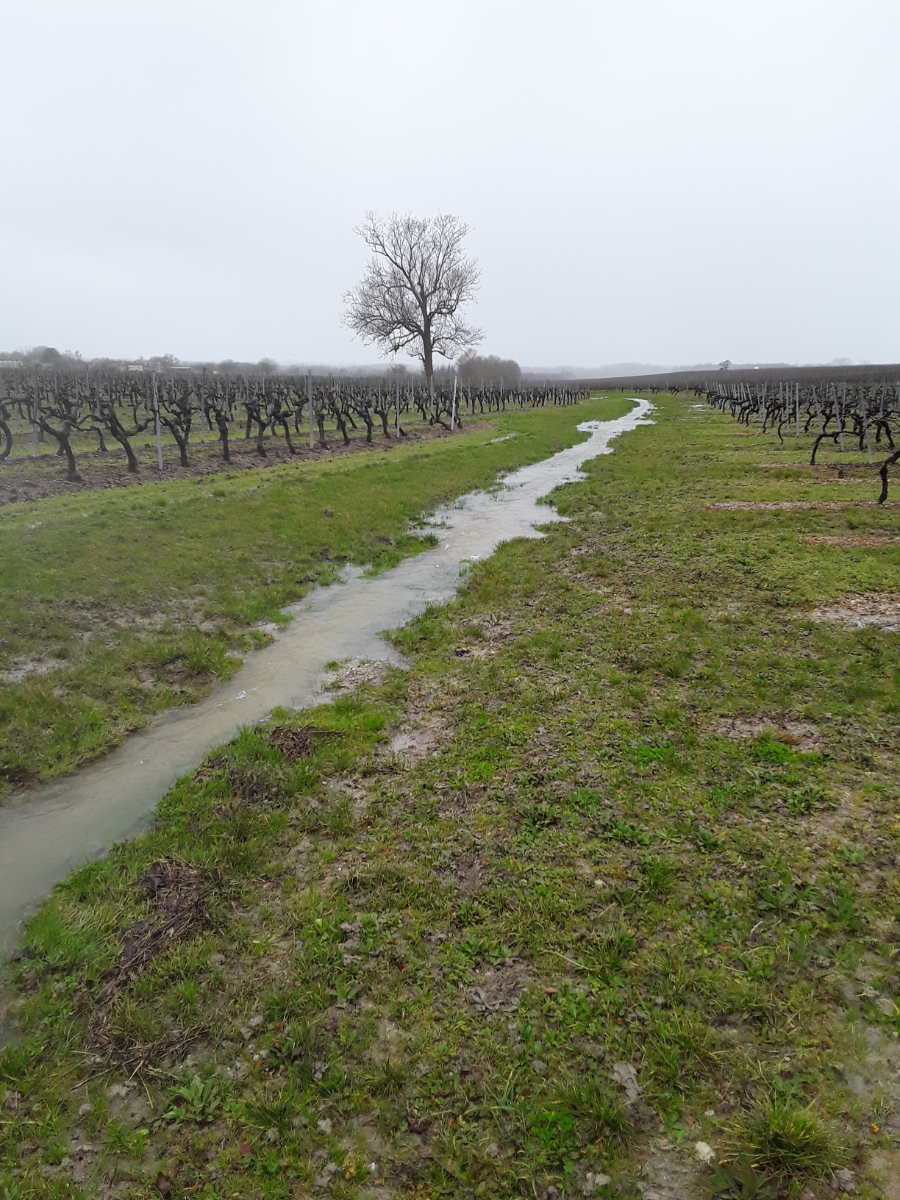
[0,400,652,954]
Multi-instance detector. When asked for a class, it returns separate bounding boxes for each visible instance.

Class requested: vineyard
[0,368,586,483]
[589,369,900,505]
[697,379,900,502]
[0,390,623,788]
[5,390,900,1198]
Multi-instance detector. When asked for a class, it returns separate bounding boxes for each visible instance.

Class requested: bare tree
[343,212,482,392]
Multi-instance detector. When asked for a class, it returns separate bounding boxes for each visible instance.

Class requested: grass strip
[0,398,630,789]
[2,392,900,1198]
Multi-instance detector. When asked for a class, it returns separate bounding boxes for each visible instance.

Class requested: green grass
[0,397,629,789]
[2,392,899,1198]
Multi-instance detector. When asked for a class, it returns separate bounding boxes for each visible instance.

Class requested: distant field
[0,395,631,789]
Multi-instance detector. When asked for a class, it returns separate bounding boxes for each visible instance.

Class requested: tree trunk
[112,428,139,472]
[213,411,231,461]
[878,448,900,504]
[423,323,434,395]
[810,430,839,466]
[278,417,296,454]
[61,436,78,480]
[38,420,79,481]
[334,410,351,445]
[161,418,190,467]
[105,411,140,472]
[359,406,374,443]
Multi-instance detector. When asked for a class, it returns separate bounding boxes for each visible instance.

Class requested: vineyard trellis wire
[600,376,900,505]
[0,368,588,481]
[694,379,900,502]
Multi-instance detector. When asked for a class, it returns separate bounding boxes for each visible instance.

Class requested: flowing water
[0,400,652,954]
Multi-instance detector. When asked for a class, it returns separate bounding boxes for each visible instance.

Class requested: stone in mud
[314,1161,339,1188]
[834,1167,857,1194]
[610,1061,641,1101]
[583,1172,611,1193]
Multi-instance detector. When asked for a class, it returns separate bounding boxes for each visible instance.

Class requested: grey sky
[2,1,897,369]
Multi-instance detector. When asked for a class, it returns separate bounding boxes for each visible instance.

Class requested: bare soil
[706,501,900,512]
[0,656,66,684]
[802,536,900,547]
[325,660,394,694]
[714,716,826,753]
[810,592,900,633]
[757,463,882,474]
[0,422,481,508]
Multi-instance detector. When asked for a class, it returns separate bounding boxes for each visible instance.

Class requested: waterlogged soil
[0,420,479,508]
[811,593,900,633]
[6,394,900,1200]
[2,400,625,789]
[0,403,651,953]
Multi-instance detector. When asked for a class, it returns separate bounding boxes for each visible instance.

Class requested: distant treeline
[0,347,527,385]
[591,363,900,391]
[456,354,522,386]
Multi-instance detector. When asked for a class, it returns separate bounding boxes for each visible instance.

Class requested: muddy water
[0,401,652,954]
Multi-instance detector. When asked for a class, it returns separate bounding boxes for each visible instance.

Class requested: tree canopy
[457,353,522,386]
[343,212,482,388]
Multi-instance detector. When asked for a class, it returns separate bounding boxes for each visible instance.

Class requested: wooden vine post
[306,374,314,450]
[152,373,163,471]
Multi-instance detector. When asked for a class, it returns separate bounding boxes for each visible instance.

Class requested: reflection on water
[0,401,652,953]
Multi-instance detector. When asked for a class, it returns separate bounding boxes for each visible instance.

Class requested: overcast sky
[1,1,897,369]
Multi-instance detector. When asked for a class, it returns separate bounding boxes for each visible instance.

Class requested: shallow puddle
[0,401,651,953]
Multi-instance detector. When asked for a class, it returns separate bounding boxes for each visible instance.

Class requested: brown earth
[802,536,900,547]
[0,420,483,508]
[706,500,900,511]
[810,592,900,633]
[757,463,882,473]
[713,716,826,753]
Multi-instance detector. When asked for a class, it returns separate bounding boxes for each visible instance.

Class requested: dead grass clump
[85,860,214,1067]
[225,759,284,804]
[98,1026,207,1073]
[96,860,213,1008]
[809,592,900,633]
[268,724,343,760]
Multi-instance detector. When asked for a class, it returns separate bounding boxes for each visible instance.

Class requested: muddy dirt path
[0,402,652,954]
